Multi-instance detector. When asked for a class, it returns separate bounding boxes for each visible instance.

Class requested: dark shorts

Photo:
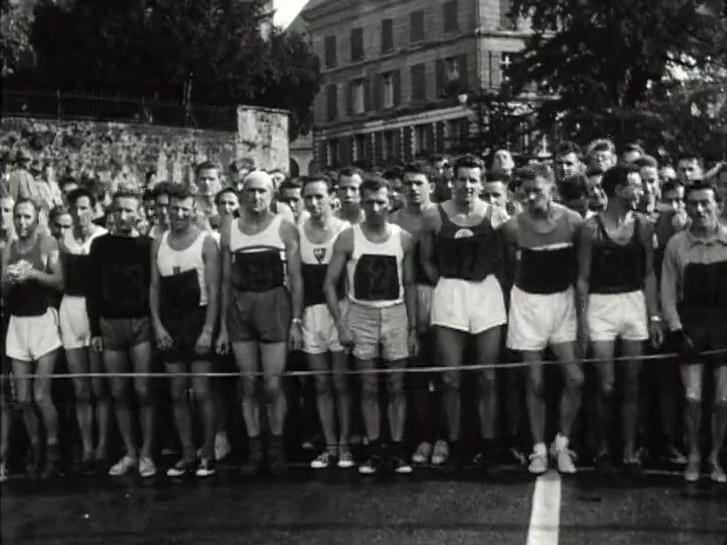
[160,306,213,363]
[680,306,727,367]
[228,286,291,344]
[100,316,153,351]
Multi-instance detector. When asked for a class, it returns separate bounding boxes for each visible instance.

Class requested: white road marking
[526,470,562,545]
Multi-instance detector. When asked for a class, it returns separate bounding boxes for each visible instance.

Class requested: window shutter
[373,74,382,111]
[458,54,468,91]
[346,81,353,116]
[393,69,401,106]
[363,77,371,112]
[403,126,413,162]
[436,121,446,153]
[436,59,445,97]
[374,132,383,164]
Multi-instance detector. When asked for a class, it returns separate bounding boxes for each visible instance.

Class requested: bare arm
[281,220,303,322]
[218,221,232,336]
[0,244,11,298]
[149,238,163,330]
[202,234,221,333]
[660,237,683,332]
[640,219,659,318]
[324,228,353,325]
[575,220,595,319]
[401,231,417,331]
[33,236,63,292]
[418,208,440,285]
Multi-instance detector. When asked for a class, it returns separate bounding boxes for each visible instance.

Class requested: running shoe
[507,446,528,466]
[708,458,725,484]
[337,446,355,469]
[684,454,701,483]
[528,451,548,475]
[390,455,413,474]
[551,436,577,474]
[411,441,432,465]
[430,439,449,466]
[358,454,384,475]
[42,444,61,479]
[195,457,216,478]
[214,433,232,461]
[310,450,336,469]
[166,459,194,478]
[665,444,688,466]
[139,456,157,478]
[109,455,138,477]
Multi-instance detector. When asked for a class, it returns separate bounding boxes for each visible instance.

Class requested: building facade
[302,0,531,168]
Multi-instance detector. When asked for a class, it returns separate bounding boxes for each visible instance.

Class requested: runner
[1,197,63,478]
[334,168,365,225]
[324,176,418,475]
[0,189,13,482]
[419,155,509,475]
[59,187,110,473]
[150,184,220,478]
[576,165,663,477]
[216,170,303,476]
[390,163,444,467]
[87,189,156,478]
[502,164,584,475]
[661,181,727,483]
[297,176,352,469]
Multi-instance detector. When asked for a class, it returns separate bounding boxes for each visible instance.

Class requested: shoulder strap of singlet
[437,203,451,229]
[595,214,609,241]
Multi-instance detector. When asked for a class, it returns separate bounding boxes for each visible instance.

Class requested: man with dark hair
[48,205,72,240]
[149,182,173,239]
[324,176,418,475]
[141,188,156,235]
[59,177,80,203]
[1,197,64,478]
[209,187,240,233]
[419,155,509,475]
[585,166,608,213]
[554,141,583,184]
[383,168,405,212]
[87,190,156,478]
[621,143,645,164]
[195,161,223,198]
[586,139,617,172]
[635,155,660,214]
[150,184,220,478]
[577,165,662,477]
[482,170,519,217]
[661,181,727,483]
[559,174,593,219]
[677,154,704,186]
[229,158,256,193]
[279,178,305,223]
[334,167,365,224]
[502,164,584,475]
[216,170,303,476]
[59,187,110,473]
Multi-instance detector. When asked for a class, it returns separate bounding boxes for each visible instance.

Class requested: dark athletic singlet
[589,214,645,294]
[6,235,53,317]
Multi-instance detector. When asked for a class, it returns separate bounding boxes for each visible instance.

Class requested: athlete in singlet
[390,163,445,467]
[87,190,156,478]
[419,155,509,475]
[1,197,63,478]
[297,177,352,469]
[216,170,303,476]
[0,190,14,482]
[502,164,584,475]
[661,181,727,483]
[150,184,220,478]
[59,187,109,473]
[577,164,663,477]
[325,177,418,475]
[334,168,365,225]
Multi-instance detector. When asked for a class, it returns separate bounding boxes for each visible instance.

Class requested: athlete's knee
[441,370,460,392]
[332,375,348,396]
[134,381,154,406]
[314,376,332,397]
[478,369,497,393]
[599,378,615,398]
[239,376,256,398]
[565,367,584,392]
[387,375,404,397]
[74,381,92,405]
[361,377,378,402]
[263,377,283,399]
[526,372,544,398]
[191,379,211,401]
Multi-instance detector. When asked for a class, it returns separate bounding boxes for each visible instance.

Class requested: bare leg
[591,341,616,455]
[104,350,136,458]
[356,358,379,442]
[551,342,584,438]
[474,326,503,440]
[386,364,407,442]
[331,350,351,445]
[522,351,546,446]
[260,342,287,436]
[232,342,261,438]
[308,352,336,447]
[167,362,194,462]
[11,359,42,460]
[89,348,110,460]
[620,340,643,461]
[34,350,60,448]
[435,326,466,442]
[130,342,155,460]
[680,363,703,460]
[191,359,215,460]
[708,366,727,467]
[66,348,94,460]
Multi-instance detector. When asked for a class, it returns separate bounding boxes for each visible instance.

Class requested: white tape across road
[526,470,562,545]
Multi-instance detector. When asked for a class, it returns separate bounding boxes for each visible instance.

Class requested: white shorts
[587,291,648,342]
[59,295,92,350]
[302,301,346,355]
[416,284,434,330]
[431,275,507,334]
[6,308,62,362]
[507,285,577,352]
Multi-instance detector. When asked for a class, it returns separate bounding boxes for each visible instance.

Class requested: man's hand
[194,328,213,355]
[215,328,230,356]
[407,329,419,358]
[577,316,590,359]
[154,323,174,351]
[336,319,354,350]
[649,319,664,349]
[90,336,103,353]
[288,320,303,352]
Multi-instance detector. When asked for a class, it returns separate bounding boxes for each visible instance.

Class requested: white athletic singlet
[157,230,209,306]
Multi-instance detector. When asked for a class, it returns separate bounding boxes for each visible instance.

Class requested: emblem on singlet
[454,228,474,239]
[313,247,327,264]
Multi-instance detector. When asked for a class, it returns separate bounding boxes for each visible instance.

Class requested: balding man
[216,170,303,476]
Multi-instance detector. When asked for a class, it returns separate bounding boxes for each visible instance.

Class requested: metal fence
[1,89,238,132]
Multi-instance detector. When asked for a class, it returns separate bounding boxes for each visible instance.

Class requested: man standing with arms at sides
[390,163,444,466]
[0,190,13,482]
[576,165,663,477]
[216,171,303,476]
[419,156,509,475]
[297,176,352,469]
[502,164,584,475]
[87,190,156,478]
[324,177,418,475]
[661,181,727,483]
[150,185,220,478]
[2,197,63,478]
[334,168,365,224]
[59,188,110,473]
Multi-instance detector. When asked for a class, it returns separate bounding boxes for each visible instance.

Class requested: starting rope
[2,348,726,380]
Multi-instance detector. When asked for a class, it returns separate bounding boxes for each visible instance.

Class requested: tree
[508,0,727,157]
[12,0,320,137]
[1,0,35,76]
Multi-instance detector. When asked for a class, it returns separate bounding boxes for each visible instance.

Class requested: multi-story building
[301,0,531,168]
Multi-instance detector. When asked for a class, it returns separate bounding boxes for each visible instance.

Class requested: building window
[326,84,338,121]
[382,72,395,109]
[328,139,340,166]
[381,19,393,53]
[500,52,518,83]
[324,36,337,68]
[443,0,458,33]
[437,55,468,97]
[354,134,368,162]
[383,131,396,161]
[351,28,364,62]
[414,124,431,156]
[410,10,425,42]
[411,63,426,101]
[352,79,365,114]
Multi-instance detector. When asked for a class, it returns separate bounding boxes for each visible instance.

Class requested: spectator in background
[621,142,645,164]
[0,189,15,243]
[635,155,661,215]
[586,139,618,173]
[228,157,255,193]
[383,168,405,213]
[48,205,72,240]
[144,170,157,189]
[554,141,584,185]
[210,187,240,232]
[660,164,678,184]
[7,149,35,201]
[278,178,305,222]
[560,173,594,219]
[59,177,80,204]
[482,170,520,218]
[677,154,704,186]
[194,161,223,199]
[491,149,515,178]
[32,159,63,213]
[586,166,607,213]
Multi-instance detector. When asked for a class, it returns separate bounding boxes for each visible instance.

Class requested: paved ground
[2,466,726,545]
